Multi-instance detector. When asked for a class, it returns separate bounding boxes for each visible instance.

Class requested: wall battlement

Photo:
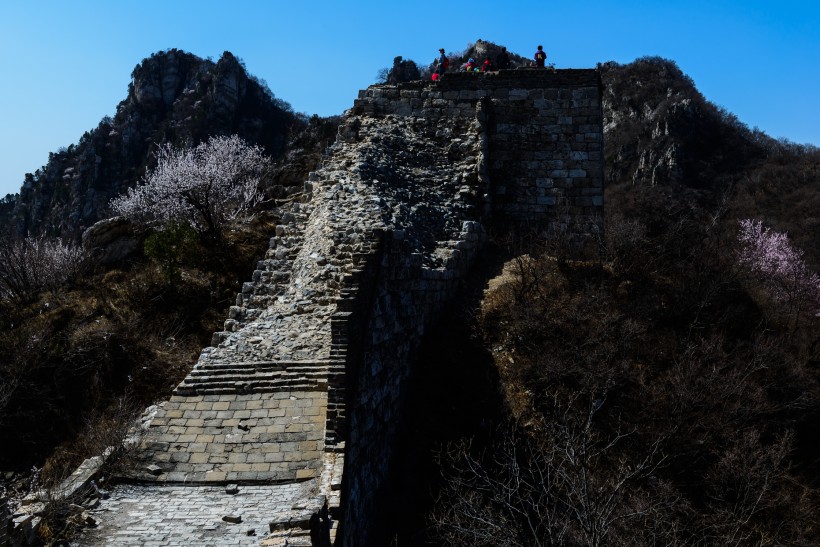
[75,69,604,546]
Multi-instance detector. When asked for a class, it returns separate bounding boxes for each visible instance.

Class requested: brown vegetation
[431,209,820,545]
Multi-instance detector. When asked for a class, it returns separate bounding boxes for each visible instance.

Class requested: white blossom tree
[110,135,270,243]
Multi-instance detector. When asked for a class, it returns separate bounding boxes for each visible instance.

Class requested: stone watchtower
[353,68,604,244]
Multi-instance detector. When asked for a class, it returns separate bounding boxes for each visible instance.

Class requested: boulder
[81,216,142,265]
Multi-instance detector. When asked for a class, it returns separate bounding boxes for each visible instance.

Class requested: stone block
[189,453,210,464]
[296,469,317,480]
[176,434,198,443]
[169,452,190,464]
[205,470,227,481]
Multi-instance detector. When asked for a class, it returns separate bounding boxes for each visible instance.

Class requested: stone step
[182,372,328,387]
[174,380,325,396]
[190,365,323,377]
[193,360,339,372]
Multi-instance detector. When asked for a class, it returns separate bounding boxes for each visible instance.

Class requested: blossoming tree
[737,219,820,322]
[110,135,270,244]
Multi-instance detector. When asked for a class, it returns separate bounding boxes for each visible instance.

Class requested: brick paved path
[77,483,321,546]
[125,390,328,484]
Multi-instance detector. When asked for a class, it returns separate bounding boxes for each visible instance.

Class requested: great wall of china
[11,68,604,546]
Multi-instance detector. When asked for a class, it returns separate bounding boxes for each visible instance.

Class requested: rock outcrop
[7,49,298,241]
[80,216,141,265]
[600,57,767,190]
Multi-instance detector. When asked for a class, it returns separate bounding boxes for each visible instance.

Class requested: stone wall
[307,107,489,544]
[340,221,485,543]
[352,68,604,238]
[338,68,603,544]
[77,68,603,547]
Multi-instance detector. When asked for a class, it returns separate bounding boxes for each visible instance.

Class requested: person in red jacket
[534,45,547,67]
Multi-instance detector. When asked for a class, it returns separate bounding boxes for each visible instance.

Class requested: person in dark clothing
[534,45,547,67]
[496,46,511,70]
[437,48,448,78]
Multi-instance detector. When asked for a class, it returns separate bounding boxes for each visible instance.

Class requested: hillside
[600,57,820,267]
[417,56,820,546]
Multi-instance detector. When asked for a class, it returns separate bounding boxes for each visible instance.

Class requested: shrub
[143,221,200,285]
[0,236,88,302]
[110,135,270,244]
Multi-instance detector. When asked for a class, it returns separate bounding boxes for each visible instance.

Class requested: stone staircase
[174,360,333,396]
[218,203,314,339]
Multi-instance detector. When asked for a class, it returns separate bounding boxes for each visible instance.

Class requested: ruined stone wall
[301,109,487,544]
[340,69,603,544]
[340,221,485,543]
[77,68,603,547]
[353,69,604,237]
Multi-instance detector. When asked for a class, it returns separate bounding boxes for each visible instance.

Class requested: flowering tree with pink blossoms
[110,135,270,244]
[736,219,820,323]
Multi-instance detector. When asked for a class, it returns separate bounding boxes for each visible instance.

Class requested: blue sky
[1,0,818,198]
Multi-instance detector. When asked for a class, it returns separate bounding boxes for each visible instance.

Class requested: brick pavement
[126,390,328,484]
[77,483,324,546]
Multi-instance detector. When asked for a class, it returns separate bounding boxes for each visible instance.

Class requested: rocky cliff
[600,57,769,191]
[7,49,298,240]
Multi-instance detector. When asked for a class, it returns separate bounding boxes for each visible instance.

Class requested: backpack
[536,52,546,61]
[442,58,450,70]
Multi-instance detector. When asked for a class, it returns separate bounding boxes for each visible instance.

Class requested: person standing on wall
[437,48,449,78]
[534,45,547,67]
[496,46,511,70]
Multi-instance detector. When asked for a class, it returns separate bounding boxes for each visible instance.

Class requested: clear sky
[1,0,818,198]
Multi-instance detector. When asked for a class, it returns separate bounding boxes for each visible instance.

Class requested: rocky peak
[131,49,206,109]
[211,52,247,116]
[6,49,299,240]
[600,57,768,191]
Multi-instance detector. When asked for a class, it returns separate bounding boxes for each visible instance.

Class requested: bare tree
[0,236,88,302]
[431,397,670,547]
[702,430,794,546]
